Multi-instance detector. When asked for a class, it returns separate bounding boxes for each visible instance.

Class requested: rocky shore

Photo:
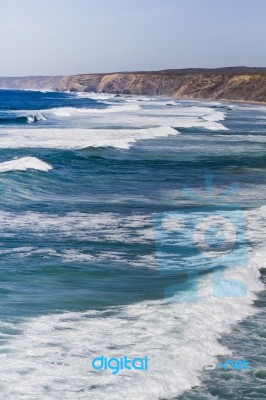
[1,67,266,103]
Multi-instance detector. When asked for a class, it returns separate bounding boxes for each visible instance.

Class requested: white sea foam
[0,207,264,399]
[0,246,156,267]
[201,111,225,122]
[95,104,228,130]
[16,99,229,132]
[120,99,180,107]
[0,211,153,244]
[76,92,116,100]
[50,103,141,117]
[0,157,52,173]
[0,111,46,123]
[49,108,74,117]
[0,126,179,149]
[76,92,153,103]
[39,100,228,129]
[26,113,46,122]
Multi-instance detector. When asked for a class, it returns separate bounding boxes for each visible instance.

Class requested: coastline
[2,87,266,111]
[1,86,266,107]
[1,68,266,105]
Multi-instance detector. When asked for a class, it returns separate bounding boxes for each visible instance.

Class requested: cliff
[0,76,63,90]
[1,67,266,103]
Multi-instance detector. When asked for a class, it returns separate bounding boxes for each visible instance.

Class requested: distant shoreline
[0,67,266,104]
[1,87,265,107]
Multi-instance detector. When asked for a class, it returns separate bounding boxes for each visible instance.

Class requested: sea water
[0,89,265,399]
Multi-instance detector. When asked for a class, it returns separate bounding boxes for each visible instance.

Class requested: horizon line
[1,66,266,78]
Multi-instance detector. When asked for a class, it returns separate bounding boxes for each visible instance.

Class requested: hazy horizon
[1,0,266,76]
[1,65,266,79]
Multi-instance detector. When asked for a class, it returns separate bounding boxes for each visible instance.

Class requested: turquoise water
[0,89,265,399]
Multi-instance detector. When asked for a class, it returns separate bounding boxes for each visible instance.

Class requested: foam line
[0,126,179,149]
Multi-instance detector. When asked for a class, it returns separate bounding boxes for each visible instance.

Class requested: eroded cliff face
[1,69,266,102]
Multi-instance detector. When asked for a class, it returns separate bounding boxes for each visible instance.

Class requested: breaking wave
[0,156,52,172]
[0,126,179,149]
[0,113,46,124]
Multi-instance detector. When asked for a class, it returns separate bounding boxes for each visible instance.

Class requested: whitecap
[0,126,179,150]
[49,103,141,117]
[26,113,46,123]
[0,157,52,172]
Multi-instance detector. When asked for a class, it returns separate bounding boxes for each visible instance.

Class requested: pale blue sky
[0,0,265,76]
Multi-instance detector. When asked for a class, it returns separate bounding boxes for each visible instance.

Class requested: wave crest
[0,113,46,124]
[0,126,179,150]
[0,157,52,172]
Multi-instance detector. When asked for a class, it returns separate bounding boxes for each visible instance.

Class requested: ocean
[0,89,265,399]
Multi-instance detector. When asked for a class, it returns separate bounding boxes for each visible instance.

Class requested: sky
[0,0,265,76]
